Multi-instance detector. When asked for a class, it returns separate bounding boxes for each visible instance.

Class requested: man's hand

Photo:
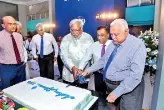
[106,92,117,103]
[72,66,79,79]
[28,55,33,60]
[54,57,57,62]
[77,69,82,74]
[34,58,38,62]
[0,91,3,95]
[23,62,26,66]
[81,71,88,76]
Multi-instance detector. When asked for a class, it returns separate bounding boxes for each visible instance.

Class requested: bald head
[2,16,16,34]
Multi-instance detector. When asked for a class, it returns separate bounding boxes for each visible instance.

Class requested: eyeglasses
[70,29,81,32]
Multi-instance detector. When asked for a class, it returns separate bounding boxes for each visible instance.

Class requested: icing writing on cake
[27,81,75,100]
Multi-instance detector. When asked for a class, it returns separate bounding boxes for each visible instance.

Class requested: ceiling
[0,0,48,5]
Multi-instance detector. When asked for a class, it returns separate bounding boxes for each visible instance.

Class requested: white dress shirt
[79,40,112,70]
[24,40,32,53]
[79,40,112,90]
[31,32,58,58]
[60,32,94,82]
[23,46,28,62]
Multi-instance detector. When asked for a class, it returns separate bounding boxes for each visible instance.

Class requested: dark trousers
[93,71,108,110]
[57,55,63,79]
[105,78,144,110]
[0,63,26,90]
[38,53,54,80]
[94,71,107,93]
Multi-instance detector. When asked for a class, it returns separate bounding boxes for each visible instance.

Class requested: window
[127,0,154,7]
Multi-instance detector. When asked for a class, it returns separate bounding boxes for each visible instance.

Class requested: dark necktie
[40,37,44,58]
[27,41,31,54]
[103,45,119,80]
[101,44,106,57]
[11,34,21,64]
[28,41,30,51]
[99,44,106,74]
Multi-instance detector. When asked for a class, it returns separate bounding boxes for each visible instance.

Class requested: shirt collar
[100,39,112,46]
[3,29,13,36]
[72,32,83,40]
[39,32,45,37]
[103,40,112,46]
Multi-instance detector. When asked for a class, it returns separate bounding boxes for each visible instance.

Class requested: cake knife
[65,79,79,88]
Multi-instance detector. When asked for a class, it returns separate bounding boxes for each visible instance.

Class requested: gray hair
[16,21,22,27]
[110,19,129,31]
[69,19,84,28]
[35,23,43,29]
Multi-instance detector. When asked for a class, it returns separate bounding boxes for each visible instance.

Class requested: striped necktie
[11,34,21,64]
[101,44,106,57]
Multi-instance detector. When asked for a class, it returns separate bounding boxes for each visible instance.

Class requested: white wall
[154,0,161,32]
[49,0,55,34]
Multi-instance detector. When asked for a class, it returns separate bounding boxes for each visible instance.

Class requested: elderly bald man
[0,16,26,89]
[81,19,146,110]
[60,19,94,87]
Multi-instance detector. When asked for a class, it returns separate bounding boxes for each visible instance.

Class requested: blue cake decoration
[27,81,75,100]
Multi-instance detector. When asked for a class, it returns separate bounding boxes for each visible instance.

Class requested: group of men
[0,16,147,110]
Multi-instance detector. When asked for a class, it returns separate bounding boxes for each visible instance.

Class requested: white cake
[3,77,93,110]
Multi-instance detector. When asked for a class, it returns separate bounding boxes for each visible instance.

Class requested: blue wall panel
[114,0,126,19]
[55,0,115,38]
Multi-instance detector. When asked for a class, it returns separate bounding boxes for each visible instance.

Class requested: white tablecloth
[26,60,60,80]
